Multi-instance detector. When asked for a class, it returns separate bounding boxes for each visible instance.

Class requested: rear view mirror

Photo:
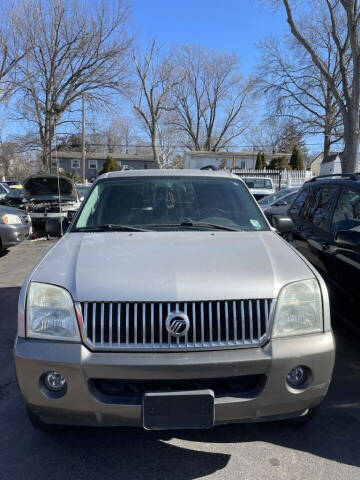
[45,217,69,237]
[335,230,360,248]
[272,215,294,233]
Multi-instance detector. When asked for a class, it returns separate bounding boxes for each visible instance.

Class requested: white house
[320,153,343,175]
[183,151,291,170]
[309,153,323,176]
[318,151,360,175]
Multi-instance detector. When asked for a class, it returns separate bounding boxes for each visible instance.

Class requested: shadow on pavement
[0,248,9,258]
[1,285,360,479]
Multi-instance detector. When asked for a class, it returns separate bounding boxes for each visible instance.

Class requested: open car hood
[23,174,78,201]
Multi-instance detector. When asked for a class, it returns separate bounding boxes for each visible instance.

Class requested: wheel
[288,407,319,425]
[26,407,64,432]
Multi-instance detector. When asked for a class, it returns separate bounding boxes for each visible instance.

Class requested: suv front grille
[79,299,274,351]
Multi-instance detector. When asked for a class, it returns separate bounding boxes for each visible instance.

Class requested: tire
[26,407,64,432]
[288,407,319,425]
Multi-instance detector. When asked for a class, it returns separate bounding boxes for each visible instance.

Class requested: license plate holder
[143,389,214,430]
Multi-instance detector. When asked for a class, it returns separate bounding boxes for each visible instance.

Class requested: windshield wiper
[75,224,150,232]
[147,221,240,231]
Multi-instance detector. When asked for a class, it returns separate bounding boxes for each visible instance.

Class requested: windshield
[258,188,294,205]
[73,176,269,232]
[7,188,24,198]
[243,178,273,190]
[76,186,91,197]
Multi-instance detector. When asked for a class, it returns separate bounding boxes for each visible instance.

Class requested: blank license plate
[143,390,214,430]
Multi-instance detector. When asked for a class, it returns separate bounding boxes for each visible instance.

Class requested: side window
[306,186,338,231]
[331,188,360,234]
[289,187,309,217]
[284,191,298,205]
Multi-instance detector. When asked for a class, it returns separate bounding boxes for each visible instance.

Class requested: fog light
[44,371,66,392]
[286,366,307,388]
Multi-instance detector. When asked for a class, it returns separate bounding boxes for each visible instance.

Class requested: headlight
[272,279,323,338]
[2,214,22,224]
[26,282,80,341]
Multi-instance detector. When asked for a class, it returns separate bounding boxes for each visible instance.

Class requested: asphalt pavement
[1,239,360,480]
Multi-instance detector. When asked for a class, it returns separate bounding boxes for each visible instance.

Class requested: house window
[71,159,80,169]
[89,159,97,169]
[116,160,122,168]
[240,161,245,169]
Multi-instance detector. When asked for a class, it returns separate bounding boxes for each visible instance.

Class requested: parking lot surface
[1,240,360,480]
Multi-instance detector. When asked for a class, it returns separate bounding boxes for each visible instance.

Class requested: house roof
[309,153,323,165]
[55,151,156,162]
[184,151,291,158]
[322,152,342,164]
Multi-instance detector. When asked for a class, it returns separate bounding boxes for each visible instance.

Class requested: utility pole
[81,94,86,183]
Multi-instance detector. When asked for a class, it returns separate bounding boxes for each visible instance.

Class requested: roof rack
[309,173,360,182]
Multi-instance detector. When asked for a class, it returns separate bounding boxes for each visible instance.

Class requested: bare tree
[172,45,253,151]
[88,115,136,153]
[14,0,132,170]
[0,2,28,102]
[277,0,360,172]
[257,30,343,161]
[131,40,182,167]
[0,138,33,180]
[247,117,308,154]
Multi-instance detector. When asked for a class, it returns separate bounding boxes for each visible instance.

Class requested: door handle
[321,242,330,251]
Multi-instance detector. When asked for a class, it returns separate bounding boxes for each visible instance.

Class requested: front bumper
[0,223,29,249]
[14,332,335,427]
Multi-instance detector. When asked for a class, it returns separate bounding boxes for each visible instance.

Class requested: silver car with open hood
[22,173,81,234]
[14,170,335,431]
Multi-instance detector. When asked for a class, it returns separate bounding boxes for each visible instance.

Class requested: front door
[324,187,360,331]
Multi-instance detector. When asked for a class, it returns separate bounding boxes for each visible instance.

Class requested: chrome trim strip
[109,303,113,346]
[100,302,104,346]
[134,303,138,347]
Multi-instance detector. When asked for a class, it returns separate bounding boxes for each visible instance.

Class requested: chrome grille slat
[126,303,129,346]
[184,303,188,347]
[84,302,88,331]
[134,303,138,347]
[241,300,245,344]
[100,303,104,346]
[200,302,204,347]
[232,301,237,344]
[216,301,221,344]
[81,299,274,351]
[109,303,112,346]
[117,303,121,346]
[208,302,213,346]
[192,302,196,346]
[249,300,253,343]
[92,303,96,344]
[225,301,229,345]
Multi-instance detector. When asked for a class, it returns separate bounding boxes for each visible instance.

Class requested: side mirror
[274,200,287,207]
[335,230,360,248]
[45,217,69,237]
[272,215,294,233]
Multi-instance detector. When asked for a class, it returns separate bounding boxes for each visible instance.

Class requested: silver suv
[14,170,335,431]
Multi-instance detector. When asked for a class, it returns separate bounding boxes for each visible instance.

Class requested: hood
[23,174,77,201]
[0,204,27,216]
[249,188,275,195]
[31,231,313,302]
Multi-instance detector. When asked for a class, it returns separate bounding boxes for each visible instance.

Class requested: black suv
[284,173,360,332]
